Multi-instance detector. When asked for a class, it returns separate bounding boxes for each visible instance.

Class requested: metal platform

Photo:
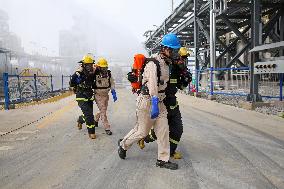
[144,0,284,102]
[145,0,284,66]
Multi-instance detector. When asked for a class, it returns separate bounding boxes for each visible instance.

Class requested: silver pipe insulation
[210,0,216,68]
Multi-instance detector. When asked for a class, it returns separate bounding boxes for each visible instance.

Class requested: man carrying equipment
[118,33,181,170]
[137,47,192,159]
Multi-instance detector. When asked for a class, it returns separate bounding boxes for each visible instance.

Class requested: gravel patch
[196,92,284,117]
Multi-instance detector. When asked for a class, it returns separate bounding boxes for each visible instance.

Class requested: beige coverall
[94,71,115,130]
[120,54,170,162]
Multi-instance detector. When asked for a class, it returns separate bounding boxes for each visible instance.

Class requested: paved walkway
[0,89,283,189]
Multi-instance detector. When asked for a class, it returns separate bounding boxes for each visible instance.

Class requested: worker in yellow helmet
[93,58,117,135]
[70,54,97,139]
[178,47,192,68]
[178,47,189,57]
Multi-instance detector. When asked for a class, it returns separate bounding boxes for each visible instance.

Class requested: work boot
[94,121,98,127]
[156,160,178,170]
[171,152,182,159]
[137,139,145,149]
[105,130,112,135]
[117,139,126,159]
[77,122,82,130]
[88,133,96,139]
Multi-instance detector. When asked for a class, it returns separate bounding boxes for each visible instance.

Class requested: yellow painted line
[37,101,77,129]
[14,91,73,110]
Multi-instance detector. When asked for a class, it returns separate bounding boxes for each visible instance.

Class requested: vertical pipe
[219,0,222,14]
[194,0,200,93]
[210,67,214,95]
[4,53,8,73]
[210,0,216,95]
[224,0,227,10]
[50,75,54,92]
[34,74,38,99]
[3,73,10,110]
[17,75,22,102]
[210,0,216,68]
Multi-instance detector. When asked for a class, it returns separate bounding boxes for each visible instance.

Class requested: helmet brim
[78,61,95,64]
[160,43,181,49]
[98,65,108,68]
[171,45,182,49]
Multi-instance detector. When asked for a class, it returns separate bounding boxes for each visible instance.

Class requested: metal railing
[1,73,71,110]
[190,67,284,101]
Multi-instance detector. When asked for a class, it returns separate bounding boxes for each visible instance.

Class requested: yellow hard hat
[178,47,189,57]
[80,54,95,64]
[97,58,108,68]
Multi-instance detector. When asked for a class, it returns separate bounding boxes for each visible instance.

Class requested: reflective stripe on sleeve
[170,79,177,84]
[169,101,179,110]
[86,125,95,129]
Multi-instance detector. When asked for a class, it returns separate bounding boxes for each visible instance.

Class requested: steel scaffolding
[144,0,284,102]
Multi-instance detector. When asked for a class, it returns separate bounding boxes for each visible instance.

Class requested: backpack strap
[108,70,112,88]
[139,58,161,87]
[94,69,112,89]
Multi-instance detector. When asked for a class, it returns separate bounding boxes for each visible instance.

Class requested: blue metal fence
[191,67,284,101]
[2,73,71,110]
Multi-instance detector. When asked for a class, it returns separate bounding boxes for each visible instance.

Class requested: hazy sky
[0,0,182,61]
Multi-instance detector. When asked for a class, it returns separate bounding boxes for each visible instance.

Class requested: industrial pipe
[210,0,217,95]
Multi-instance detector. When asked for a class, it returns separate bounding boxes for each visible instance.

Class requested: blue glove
[150,96,159,119]
[75,76,81,84]
[74,72,82,84]
[111,89,117,102]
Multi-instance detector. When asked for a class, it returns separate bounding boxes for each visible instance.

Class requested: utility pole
[171,0,174,12]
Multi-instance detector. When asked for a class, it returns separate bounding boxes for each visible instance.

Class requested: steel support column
[280,8,284,101]
[196,17,210,41]
[280,7,284,56]
[248,0,262,102]
[194,0,200,92]
[210,0,216,68]
[210,0,217,95]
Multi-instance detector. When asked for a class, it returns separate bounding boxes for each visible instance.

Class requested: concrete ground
[0,88,284,189]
